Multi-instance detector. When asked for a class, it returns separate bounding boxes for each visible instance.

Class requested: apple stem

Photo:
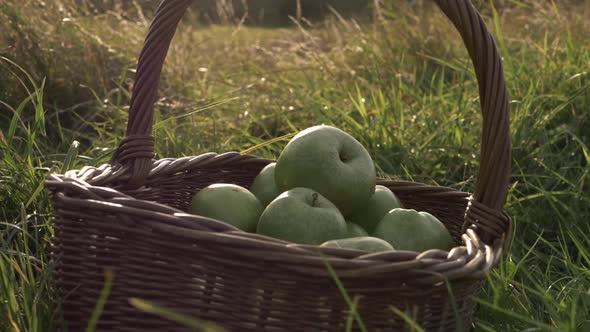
[311,192,319,207]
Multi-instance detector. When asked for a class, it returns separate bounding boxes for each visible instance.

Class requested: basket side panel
[51,163,479,331]
[52,195,479,331]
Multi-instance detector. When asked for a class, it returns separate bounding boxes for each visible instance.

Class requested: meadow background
[1,0,589,331]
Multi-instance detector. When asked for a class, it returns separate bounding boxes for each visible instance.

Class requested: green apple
[190,183,263,232]
[320,236,394,253]
[348,185,403,233]
[373,208,455,252]
[249,163,281,207]
[257,187,347,245]
[274,125,376,215]
[345,221,368,237]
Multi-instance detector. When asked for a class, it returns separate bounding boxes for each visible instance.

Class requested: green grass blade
[389,306,425,332]
[321,256,368,332]
[129,298,225,332]
[85,270,114,332]
[61,140,80,173]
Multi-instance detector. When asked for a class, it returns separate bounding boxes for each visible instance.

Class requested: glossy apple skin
[344,221,369,237]
[250,163,281,207]
[275,125,376,215]
[257,187,347,245]
[374,208,455,252]
[321,236,394,253]
[190,184,263,232]
[348,185,403,233]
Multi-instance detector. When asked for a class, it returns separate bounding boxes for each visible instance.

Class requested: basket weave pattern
[46,0,512,331]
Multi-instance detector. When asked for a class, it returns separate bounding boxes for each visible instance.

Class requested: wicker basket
[46,0,512,331]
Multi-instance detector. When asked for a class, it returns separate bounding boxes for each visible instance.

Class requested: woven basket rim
[46,152,510,285]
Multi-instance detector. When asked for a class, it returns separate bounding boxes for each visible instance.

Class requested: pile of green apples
[190,125,454,253]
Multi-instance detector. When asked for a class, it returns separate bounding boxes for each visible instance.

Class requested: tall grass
[1,0,589,331]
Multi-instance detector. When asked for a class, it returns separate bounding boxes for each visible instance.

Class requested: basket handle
[112,0,511,239]
[111,0,193,186]
[434,0,511,243]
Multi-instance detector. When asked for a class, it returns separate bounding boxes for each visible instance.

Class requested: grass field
[1,0,589,331]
